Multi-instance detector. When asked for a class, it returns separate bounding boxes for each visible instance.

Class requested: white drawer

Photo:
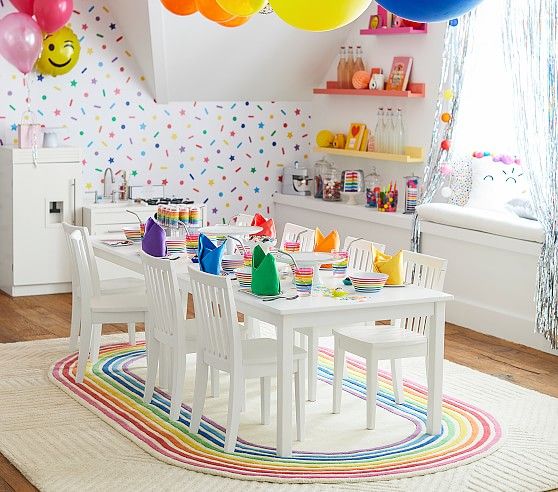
[91,209,155,226]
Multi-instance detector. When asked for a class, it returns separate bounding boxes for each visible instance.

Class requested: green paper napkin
[251,245,280,296]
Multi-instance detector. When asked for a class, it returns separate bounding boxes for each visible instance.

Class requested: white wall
[310,21,446,194]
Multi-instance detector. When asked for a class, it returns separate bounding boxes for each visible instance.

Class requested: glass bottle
[337,46,347,89]
[396,108,405,155]
[355,46,365,73]
[385,108,394,154]
[345,46,355,89]
[374,107,385,153]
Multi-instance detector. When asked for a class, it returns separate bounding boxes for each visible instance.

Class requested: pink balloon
[9,0,35,15]
[0,13,43,74]
[33,0,73,34]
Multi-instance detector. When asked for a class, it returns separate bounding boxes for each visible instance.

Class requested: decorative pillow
[505,197,537,221]
[467,156,526,212]
[447,157,473,207]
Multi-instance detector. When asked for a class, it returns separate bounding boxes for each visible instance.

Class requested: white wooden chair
[188,266,307,453]
[332,250,448,429]
[296,237,386,402]
[62,223,144,351]
[279,223,315,252]
[68,230,148,384]
[140,252,198,420]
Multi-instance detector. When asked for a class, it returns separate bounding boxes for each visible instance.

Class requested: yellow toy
[36,26,80,77]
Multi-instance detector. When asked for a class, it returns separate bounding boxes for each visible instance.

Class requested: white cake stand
[199,225,263,254]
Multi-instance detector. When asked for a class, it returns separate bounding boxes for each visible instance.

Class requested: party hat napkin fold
[314,227,340,269]
[372,246,404,286]
[250,213,276,238]
[141,217,167,257]
[251,245,280,296]
[314,227,340,252]
[198,234,226,275]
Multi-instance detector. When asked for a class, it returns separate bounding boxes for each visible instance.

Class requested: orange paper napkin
[314,228,340,269]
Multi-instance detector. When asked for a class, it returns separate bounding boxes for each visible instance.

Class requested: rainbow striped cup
[294,267,314,297]
[332,250,349,278]
[283,241,301,253]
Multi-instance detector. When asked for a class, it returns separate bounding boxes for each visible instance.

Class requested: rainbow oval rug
[49,342,502,483]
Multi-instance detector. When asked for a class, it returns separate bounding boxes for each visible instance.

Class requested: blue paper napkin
[141,217,167,257]
[198,233,225,275]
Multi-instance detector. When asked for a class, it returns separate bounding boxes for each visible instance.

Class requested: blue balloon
[377,0,484,22]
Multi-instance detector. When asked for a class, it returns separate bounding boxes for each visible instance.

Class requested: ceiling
[109,0,369,102]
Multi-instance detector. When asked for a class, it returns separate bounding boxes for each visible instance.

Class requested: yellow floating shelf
[314,146,424,163]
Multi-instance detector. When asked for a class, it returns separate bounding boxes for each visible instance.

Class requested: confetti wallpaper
[0,0,312,223]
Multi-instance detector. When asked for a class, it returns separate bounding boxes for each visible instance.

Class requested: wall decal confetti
[0,1,311,223]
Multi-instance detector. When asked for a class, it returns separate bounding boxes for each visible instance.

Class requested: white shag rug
[0,334,557,492]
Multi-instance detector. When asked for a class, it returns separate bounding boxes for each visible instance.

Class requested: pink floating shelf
[360,26,428,35]
[313,82,426,98]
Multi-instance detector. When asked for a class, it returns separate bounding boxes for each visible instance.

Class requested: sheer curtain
[452,0,517,156]
[503,0,558,349]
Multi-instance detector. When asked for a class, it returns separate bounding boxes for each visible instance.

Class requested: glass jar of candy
[313,157,334,199]
[365,167,381,208]
[322,168,342,202]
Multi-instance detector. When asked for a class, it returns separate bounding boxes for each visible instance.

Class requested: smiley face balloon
[36,26,81,76]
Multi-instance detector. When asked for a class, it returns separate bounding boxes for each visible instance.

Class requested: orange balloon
[218,15,251,27]
[161,0,197,15]
[196,0,234,21]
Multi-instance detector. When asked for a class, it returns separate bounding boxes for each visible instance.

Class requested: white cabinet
[0,147,83,296]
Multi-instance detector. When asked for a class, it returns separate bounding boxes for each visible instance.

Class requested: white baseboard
[2,283,72,297]
[448,297,558,356]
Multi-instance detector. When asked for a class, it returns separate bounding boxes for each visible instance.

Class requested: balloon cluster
[161,0,266,27]
[161,0,374,31]
[0,0,80,77]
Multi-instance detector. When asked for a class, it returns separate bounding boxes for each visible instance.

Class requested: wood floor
[1,291,558,491]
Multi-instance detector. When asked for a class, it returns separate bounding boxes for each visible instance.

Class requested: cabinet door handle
[72,178,77,225]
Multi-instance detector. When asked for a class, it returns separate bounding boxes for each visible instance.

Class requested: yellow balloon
[216,0,266,16]
[268,0,372,31]
[36,26,81,77]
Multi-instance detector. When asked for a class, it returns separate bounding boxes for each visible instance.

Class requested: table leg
[426,302,445,435]
[277,318,294,457]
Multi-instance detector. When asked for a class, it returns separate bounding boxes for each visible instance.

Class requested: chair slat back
[280,223,315,252]
[343,236,386,273]
[188,266,241,369]
[62,223,102,297]
[69,230,96,311]
[401,250,448,334]
[141,252,183,344]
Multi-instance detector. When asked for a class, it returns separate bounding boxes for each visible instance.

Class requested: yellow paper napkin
[372,246,404,286]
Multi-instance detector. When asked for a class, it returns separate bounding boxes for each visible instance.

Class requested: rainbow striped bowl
[122,227,143,243]
[349,271,389,294]
[234,267,252,288]
[165,238,187,254]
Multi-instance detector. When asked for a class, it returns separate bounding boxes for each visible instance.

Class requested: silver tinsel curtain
[411,13,476,252]
[503,0,558,349]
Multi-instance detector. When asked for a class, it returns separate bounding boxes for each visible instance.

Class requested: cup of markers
[332,250,349,278]
[294,267,314,297]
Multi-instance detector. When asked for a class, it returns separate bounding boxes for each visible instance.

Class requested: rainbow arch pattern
[49,343,502,483]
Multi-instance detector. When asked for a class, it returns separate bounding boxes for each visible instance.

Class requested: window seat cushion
[417,203,544,243]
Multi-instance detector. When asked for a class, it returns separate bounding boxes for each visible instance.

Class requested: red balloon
[33,0,73,34]
[9,0,34,15]
[441,139,451,151]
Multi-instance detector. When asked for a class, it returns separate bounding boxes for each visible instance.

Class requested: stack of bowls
[349,271,389,294]
[122,227,143,243]
[166,238,187,254]
[221,255,244,273]
[234,267,252,288]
